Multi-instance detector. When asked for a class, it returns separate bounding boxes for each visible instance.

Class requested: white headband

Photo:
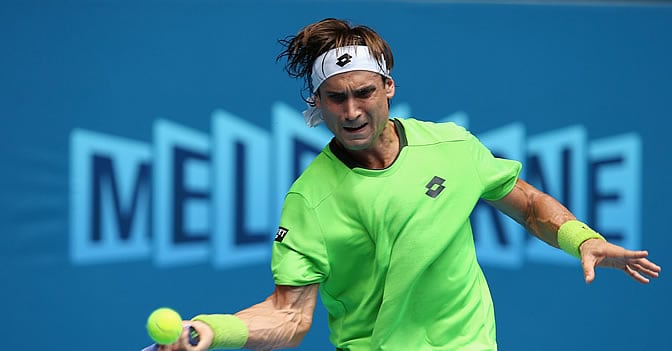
[303,45,392,127]
[311,45,390,93]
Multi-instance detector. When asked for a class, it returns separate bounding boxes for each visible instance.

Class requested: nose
[343,97,361,121]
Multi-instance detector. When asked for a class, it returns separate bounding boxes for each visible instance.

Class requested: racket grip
[140,326,201,351]
[188,325,200,345]
[141,325,199,351]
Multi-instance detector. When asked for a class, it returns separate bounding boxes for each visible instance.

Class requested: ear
[384,78,395,99]
[313,93,322,108]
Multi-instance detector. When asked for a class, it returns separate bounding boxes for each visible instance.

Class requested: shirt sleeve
[468,132,522,201]
[271,192,329,286]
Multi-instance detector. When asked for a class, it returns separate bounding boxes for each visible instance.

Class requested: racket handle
[141,326,199,351]
[188,325,200,345]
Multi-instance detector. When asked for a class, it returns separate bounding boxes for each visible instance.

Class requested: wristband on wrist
[557,220,606,258]
[191,314,249,349]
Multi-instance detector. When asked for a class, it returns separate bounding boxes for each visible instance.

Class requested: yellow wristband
[191,314,248,349]
[557,220,605,258]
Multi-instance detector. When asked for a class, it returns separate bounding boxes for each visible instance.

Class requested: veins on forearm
[522,184,574,248]
[234,285,316,351]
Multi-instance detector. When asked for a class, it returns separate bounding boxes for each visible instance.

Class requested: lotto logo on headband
[336,53,352,67]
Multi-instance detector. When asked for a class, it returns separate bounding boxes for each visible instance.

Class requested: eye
[327,93,347,103]
[354,87,375,99]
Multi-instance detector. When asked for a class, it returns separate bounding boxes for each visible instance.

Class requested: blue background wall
[1,1,670,350]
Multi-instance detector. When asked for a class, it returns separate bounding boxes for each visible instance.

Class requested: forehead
[320,70,383,91]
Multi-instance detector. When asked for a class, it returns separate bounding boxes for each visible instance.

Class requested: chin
[341,140,371,151]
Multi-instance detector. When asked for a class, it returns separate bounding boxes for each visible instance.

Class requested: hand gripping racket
[140,325,200,351]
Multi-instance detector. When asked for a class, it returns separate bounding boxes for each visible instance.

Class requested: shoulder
[396,117,472,145]
[286,147,348,207]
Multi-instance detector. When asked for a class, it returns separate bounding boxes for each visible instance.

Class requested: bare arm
[236,284,319,350]
[162,284,319,351]
[487,178,660,284]
[486,178,575,248]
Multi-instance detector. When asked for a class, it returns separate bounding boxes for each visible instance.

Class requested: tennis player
[158,18,660,351]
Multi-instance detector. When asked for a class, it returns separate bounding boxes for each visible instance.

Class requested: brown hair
[277,18,394,104]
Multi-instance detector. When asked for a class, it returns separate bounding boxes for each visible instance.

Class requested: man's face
[315,71,395,151]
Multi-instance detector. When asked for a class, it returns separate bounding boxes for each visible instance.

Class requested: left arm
[486,178,573,249]
[487,179,661,284]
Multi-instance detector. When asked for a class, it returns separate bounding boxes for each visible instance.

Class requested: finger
[620,249,649,259]
[603,243,646,259]
[635,258,662,273]
[625,264,650,284]
[582,255,599,284]
[630,262,660,278]
[179,328,193,351]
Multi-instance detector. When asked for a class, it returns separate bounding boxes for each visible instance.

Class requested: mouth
[343,123,368,133]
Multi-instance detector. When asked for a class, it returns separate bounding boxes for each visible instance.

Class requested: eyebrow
[324,84,377,96]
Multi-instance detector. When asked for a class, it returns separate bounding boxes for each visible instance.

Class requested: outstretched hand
[579,238,661,284]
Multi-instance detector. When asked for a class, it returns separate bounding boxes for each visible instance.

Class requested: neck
[344,120,399,169]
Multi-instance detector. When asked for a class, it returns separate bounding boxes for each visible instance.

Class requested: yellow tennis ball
[146,307,183,345]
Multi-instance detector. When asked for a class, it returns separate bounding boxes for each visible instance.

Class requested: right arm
[164,284,319,351]
[235,284,319,350]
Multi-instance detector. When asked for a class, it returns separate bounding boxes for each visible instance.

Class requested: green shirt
[271,118,521,351]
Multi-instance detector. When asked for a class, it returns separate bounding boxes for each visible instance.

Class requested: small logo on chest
[425,176,446,198]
